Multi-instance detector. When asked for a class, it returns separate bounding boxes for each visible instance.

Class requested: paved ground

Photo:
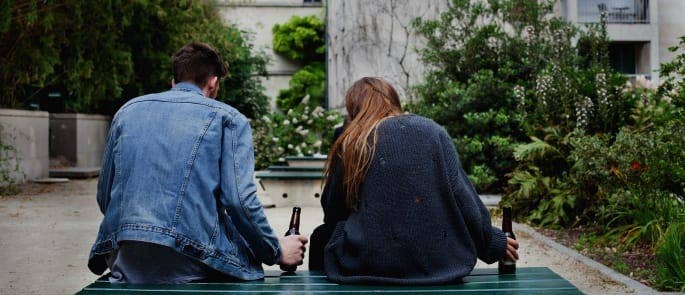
[0,179,634,294]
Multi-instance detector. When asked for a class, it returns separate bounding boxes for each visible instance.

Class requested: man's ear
[171,79,176,87]
[205,76,219,98]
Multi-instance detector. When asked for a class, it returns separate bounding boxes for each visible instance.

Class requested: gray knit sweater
[323,115,507,285]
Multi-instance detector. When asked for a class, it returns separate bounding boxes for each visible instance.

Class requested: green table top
[255,171,324,179]
[77,267,583,294]
[267,165,323,172]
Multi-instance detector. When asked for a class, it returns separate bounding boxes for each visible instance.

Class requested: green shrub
[1,0,269,119]
[272,15,325,63]
[659,36,685,109]
[277,62,325,110]
[410,0,626,192]
[656,222,685,291]
[0,124,22,195]
[253,104,342,169]
[259,13,337,169]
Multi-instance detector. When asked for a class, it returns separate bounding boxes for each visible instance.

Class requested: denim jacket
[88,82,280,280]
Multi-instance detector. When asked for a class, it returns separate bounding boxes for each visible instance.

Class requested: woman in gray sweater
[309,77,519,284]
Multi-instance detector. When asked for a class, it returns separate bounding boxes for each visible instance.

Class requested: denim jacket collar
[172,82,205,97]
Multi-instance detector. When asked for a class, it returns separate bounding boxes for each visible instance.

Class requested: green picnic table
[77,267,583,294]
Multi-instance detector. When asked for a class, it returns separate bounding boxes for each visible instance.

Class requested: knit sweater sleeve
[438,128,507,264]
[321,155,348,228]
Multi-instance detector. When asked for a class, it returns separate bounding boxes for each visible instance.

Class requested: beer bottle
[280,207,301,272]
[498,206,516,274]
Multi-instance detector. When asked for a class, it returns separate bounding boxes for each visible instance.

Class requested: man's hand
[506,237,519,261]
[278,235,308,266]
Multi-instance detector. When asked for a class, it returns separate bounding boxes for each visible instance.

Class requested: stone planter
[0,109,50,183]
[50,113,110,167]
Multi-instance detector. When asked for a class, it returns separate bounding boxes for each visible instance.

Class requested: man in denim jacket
[88,42,307,284]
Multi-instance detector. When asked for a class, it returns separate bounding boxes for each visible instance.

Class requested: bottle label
[501,259,515,266]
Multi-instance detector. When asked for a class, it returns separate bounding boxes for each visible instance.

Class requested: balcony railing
[578,0,649,24]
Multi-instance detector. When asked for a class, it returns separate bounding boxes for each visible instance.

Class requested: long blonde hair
[324,77,403,210]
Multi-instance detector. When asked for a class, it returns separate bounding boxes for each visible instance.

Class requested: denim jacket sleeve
[220,114,281,265]
[96,119,118,214]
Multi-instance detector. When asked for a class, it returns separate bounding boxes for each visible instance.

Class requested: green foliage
[505,89,685,243]
[253,104,342,169]
[59,0,133,113]
[656,222,685,291]
[277,62,325,110]
[272,15,325,63]
[0,124,22,195]
[256,13,337,169]
[659,36,685,109]
[409,0,628,192]
[1,0,269,118]
[0,0,67,108]
[119,0,269,118]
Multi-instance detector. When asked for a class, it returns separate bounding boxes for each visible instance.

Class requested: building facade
[218,0,684,110]
[560,0,685,84]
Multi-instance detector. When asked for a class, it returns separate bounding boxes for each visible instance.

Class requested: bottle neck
[288,207,301,231]
[502,207,512,233]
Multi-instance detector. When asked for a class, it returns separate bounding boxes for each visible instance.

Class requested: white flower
[278,157,285,162]
[287,109,294,116]
[333,122,343,129]
[293,118,299,124]
[272,137,279,142]
[287,144,294,149]
[301,114,308,120]
[307,119,313,124]
[312,106,325,117]
[313,140,322,148]
[326,115,337,121]
[301,94,310,105]
[261,116,271,123]
[277,147,284,152]
[283,120,290,125]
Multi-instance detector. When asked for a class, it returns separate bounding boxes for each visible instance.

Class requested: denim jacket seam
[208,214,220,250]
[230,116,278,263]
[101,224,242,265]
[171,110,219,229]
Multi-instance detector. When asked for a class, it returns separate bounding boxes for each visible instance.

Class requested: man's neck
[172,82,208,97]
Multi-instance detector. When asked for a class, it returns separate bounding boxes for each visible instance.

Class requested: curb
[514,222,671,295]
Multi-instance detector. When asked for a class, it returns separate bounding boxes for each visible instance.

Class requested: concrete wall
[50,114,110,168]
[657,0,685,67]
[217,0,324,108]
[0,109,49,182]
[327,0,449,110]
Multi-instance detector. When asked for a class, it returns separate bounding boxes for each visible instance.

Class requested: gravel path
[0,179,635,294]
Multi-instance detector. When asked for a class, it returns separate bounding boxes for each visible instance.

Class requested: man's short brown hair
[172,42,228,87]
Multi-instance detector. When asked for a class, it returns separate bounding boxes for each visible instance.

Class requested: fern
[513,136,561,163]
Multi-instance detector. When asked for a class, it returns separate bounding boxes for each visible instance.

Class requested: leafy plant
[409,0,625,192]
[0,124,23,195]
[272,15,325,63]
[253,102,342,169]
[277,62,325,110]
[1,0,270,119]
[656,222,685,291]
[658,36,685,109]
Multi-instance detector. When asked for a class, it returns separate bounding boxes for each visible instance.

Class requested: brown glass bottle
[280,207,301,272]
[498,206,516,274]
